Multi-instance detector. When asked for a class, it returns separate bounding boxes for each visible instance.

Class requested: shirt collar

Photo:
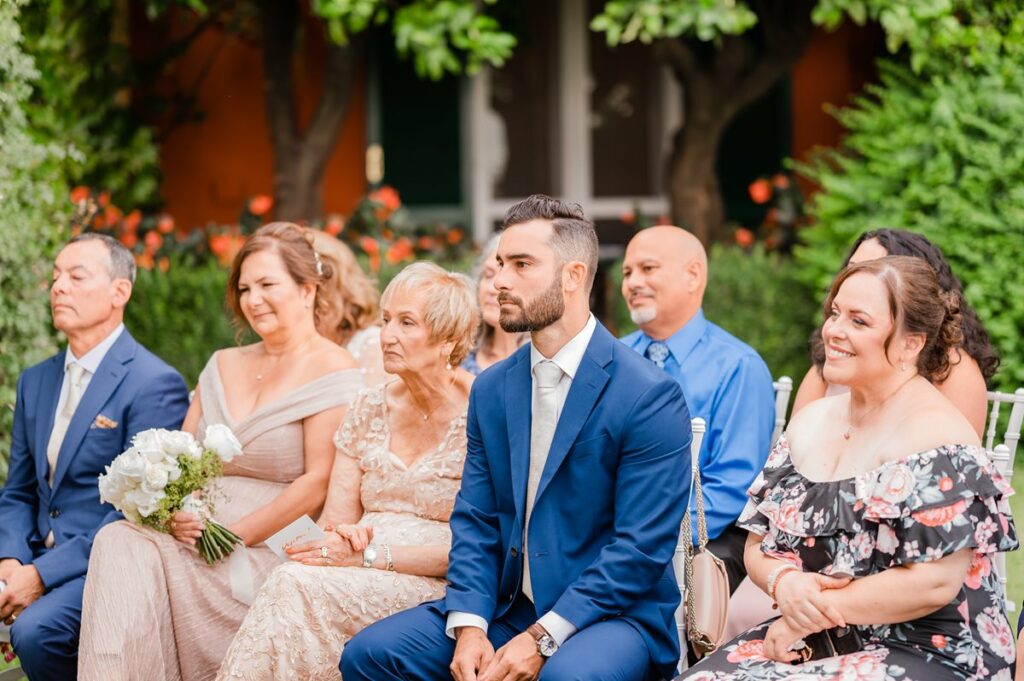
[639,309,708,364]
[529,314,597,380]
[65,323,125,375]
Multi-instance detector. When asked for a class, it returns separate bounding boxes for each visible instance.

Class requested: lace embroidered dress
[678,437,1018,681]
[216,383,467,680]
[78,353,364,681]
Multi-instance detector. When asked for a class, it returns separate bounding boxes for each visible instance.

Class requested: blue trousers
[341,596,655,681]
[10,575,84,681]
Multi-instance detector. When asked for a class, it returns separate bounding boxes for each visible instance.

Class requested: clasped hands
[0,558,45,626]
[763,570,851,664]
[451,626,544,681]
[286,524,373,567]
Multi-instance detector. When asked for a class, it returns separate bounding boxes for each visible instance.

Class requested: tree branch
[260,0,300,158]
[301,35,361,170]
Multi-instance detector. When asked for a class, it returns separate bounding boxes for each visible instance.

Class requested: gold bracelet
[383,543,394,571]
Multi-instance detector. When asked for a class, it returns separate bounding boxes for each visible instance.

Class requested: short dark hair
[68,233,136,284]
[502,194,599,291]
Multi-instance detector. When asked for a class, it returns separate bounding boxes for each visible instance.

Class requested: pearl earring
[305,301,312,309]
[900,360,907,372]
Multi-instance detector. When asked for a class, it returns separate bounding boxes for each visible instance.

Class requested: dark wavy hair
[811,228,999,381]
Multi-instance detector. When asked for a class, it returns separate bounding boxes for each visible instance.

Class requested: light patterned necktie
[522,359,564,601]
[47,362,86,486]
[645,340,670,369]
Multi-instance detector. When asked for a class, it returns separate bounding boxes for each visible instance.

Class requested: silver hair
[68,233,137,284]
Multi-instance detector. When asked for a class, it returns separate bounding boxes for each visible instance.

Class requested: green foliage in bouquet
[795,5,1024,392]
[0,0,68,486]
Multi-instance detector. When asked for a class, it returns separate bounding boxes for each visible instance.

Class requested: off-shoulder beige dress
[216,384,467,680]
[77,354,364,681]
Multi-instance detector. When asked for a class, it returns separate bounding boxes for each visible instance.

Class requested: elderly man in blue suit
[342,195,691,681]
[0,233,188,681]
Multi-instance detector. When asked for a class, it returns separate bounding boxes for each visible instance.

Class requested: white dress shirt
[54,324,125,420]
[447,315,597,646]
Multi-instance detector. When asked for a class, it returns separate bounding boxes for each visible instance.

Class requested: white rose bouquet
[98,424,244,565]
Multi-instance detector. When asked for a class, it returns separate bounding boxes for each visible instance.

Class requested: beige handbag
[681,441,730,658]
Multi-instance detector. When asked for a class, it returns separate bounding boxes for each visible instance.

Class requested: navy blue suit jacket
[0,330,189,588]
[442,322,692,677]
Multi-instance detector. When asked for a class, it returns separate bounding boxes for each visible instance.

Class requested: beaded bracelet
[383,543,395,572]
[767,563,798,608]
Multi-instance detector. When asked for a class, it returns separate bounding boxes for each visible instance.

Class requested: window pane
[488,0,558,198]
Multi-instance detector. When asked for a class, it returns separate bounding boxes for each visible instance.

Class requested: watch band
[526,623,549,642]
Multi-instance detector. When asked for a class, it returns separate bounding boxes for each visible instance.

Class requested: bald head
[621,225,707,339]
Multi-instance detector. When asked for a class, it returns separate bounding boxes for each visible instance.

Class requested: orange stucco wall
[136,8,367,229]
[790,22,885,184]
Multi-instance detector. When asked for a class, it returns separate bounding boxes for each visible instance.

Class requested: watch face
[363,547,378,565]
[538,635,557,657]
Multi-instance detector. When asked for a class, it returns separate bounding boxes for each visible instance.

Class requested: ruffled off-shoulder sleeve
[859,445,1018,568]
[736,436,790,537]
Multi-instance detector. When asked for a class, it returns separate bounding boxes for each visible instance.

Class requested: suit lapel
[34,354,66,493]
[51,332,136,493]
[505,351,532,527]
[534,324,613,506]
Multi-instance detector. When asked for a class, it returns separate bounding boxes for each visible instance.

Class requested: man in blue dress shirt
[620,225,775,594]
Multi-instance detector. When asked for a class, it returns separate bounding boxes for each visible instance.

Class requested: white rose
[204,424,242,462]
[126,488,164,518]
[162,430,200,459]
[113,448,147,483]
[143,463,170,491]
[98,471,125,506]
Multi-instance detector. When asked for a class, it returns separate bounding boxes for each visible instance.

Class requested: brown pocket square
[92,415,118,429]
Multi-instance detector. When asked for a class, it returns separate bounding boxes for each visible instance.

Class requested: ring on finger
[320,546,328,559]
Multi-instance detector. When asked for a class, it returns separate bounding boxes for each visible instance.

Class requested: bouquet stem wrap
[180,496,244,566]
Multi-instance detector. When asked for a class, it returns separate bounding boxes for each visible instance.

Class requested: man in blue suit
[342,195,692,681]
[0,234,189,681]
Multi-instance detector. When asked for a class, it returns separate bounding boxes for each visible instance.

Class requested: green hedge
[125,259,238,388]
[796,55,1024,393]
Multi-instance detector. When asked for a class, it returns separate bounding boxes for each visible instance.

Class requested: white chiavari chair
[674,417,706,674]
[771,376,793,444]
[984,388,1024,615]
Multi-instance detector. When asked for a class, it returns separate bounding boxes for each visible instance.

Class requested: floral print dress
[679,438,1018,681]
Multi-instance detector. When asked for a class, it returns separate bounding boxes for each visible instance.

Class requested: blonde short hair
[311,230,381,346]
[381,261,479,366]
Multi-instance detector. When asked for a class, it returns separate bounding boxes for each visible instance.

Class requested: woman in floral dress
[679,256,1018,680]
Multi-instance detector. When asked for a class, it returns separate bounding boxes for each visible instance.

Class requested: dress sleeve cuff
[538,611,577,647]
[446,611,490,640]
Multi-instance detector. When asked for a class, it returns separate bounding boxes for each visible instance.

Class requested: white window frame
[468,0,681,253]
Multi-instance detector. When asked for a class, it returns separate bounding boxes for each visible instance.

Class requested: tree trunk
[260,0,359,222]
[659,0,816,243]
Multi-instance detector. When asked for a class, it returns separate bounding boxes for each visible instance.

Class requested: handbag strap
[682,419,708,647]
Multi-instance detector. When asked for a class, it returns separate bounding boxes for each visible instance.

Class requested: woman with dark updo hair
[678,255,1017,680]
[80,222,364,680]
[793,228,998,436]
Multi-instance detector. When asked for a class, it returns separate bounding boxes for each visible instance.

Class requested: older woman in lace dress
[217,261,478,680]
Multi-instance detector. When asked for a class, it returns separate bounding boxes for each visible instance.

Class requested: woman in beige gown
[79,223,362,681]
[217,261,478,680]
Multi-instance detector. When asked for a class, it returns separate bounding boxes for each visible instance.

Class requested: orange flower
[748,178,772,204]
[324,215,344,236]
[726,639,765,663]
[144,231,163,252]
[98,191,111,208]
[385,237,414,265]
[123,210,142,233]
[91,214,106,229]
[912,499,968,527]
[369,186,401,212]
[772,173,790,189]
[932,634,947,649]
[70,186,90,204]
[120,231,138,249]
[382,228,394,241]
[417,236,435,250]
[157,215,175,234]
[359,236,380,255]
[248,195,273,217]
[209,234,231,257]
[104,205,123,225]
[619,212,635,225]
[368,252,381,274]
[447,228,465,245]
[939,476,954,491]
[735,227,755,248]
[158,257,170,272]
[135,251,154,270]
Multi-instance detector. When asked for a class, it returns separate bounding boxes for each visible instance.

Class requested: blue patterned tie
[645,341,670,369]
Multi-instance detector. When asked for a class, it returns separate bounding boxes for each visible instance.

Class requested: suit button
[510,547,519,557]
[50,508,61,519]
